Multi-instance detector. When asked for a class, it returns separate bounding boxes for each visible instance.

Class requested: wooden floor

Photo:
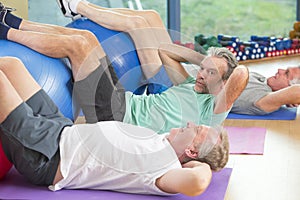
[75,55,300,200]
[224,109,300,200]
[224,55,300,200]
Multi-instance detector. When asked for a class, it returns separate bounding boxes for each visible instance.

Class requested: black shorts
[0,90,73,185]
[73,56,126,123]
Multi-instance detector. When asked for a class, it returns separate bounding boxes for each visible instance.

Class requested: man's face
[168,122,220,158]
[194,56,228,95]
[267,67,300,91]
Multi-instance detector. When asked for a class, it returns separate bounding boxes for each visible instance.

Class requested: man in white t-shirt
[0,57,229,196]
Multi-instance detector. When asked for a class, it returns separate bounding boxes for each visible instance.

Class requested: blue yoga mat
[227,107,298,120]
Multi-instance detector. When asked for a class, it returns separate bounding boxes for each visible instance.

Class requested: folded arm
[255,84,300,113]
[158,43,206,85]
[214,65,249,114]
[155,161,212,196]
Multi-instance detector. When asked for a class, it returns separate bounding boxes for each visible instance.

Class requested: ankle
[1,11,22,29]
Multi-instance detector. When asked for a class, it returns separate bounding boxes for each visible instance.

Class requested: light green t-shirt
[123,76,229,134]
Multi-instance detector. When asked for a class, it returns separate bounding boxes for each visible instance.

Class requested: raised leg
[19,19,91,36]
[85,4,173,44]
[0,57,41,101]
[0,57,30,122]
[76,2,166,78]
[6,26,104,81]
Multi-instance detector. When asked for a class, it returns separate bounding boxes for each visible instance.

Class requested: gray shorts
[73,56,126,123]
[0,90,73,185]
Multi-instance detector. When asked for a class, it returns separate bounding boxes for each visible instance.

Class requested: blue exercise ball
[0,40,77,121]
[67,18,147,95]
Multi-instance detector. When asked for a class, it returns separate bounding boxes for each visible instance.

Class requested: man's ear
[185,148,198,159]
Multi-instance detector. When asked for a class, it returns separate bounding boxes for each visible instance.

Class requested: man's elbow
[290,85,300,99]
[185,171,212,196]
[235,65,249,82]
[228,65,249,93]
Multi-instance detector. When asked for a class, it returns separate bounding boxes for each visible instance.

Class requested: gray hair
[289,66,300,85]
[207,47,238,80]
[289,78,300,85]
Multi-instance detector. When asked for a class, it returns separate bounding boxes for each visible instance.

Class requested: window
[180,0,296,42]
[28,0,296,43]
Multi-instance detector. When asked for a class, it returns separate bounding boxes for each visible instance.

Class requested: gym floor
[224,55,300,200]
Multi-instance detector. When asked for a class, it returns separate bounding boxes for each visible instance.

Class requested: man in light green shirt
[124,75,228,134]
[59,1,248,133]
[0,1,249,134]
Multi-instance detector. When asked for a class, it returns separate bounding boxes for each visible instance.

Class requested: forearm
[256,84,300,112]
[156,161,212,196]
[158,43,205,65]
[158,43,205,84]
[214,65,249,113]
[287,85,300,102]
[181,161,212,196]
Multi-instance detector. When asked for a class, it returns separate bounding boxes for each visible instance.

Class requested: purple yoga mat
[0,167,232,200]
[225,126,267,155]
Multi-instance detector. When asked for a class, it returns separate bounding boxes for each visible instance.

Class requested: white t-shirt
[49,121,181,195]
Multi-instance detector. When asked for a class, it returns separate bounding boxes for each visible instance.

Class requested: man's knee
[72,30,98,47]
[129,16,149,29]
[0,57,25,74]
[70,30,104,57]
[142,10,161,24]
[78,29,99,45]
[0,57,28,80]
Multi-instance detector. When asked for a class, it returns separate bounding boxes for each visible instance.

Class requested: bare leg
[77,2,164,78]
[0,70,22,123]
[0,57,41,101]
[0,58,25,123]
[19,19,90,36]
[6,27,104,81]
[84,4,173,44]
